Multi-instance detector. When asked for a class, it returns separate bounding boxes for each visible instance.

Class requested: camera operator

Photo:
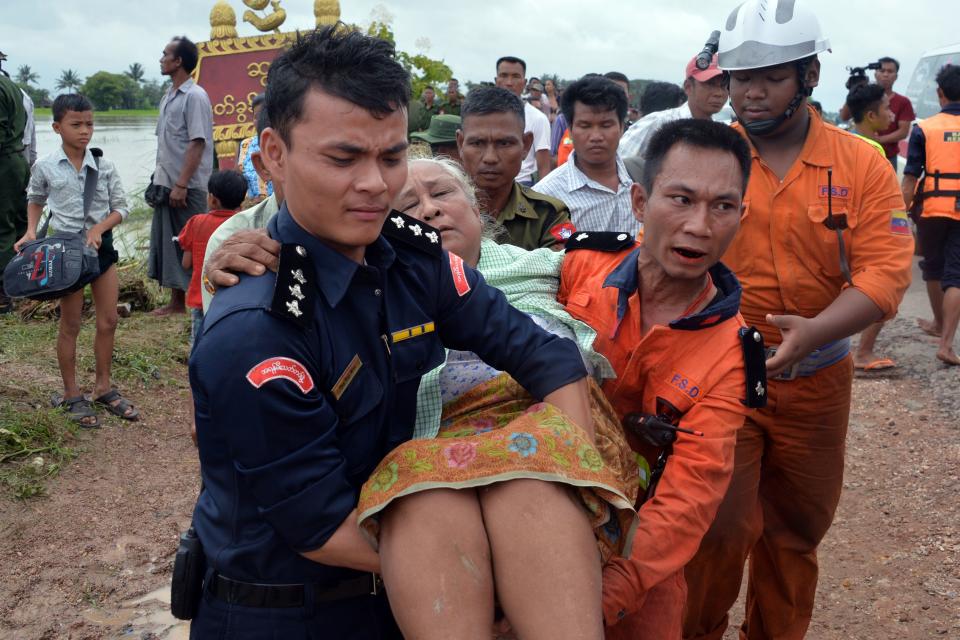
[839,59,914,169]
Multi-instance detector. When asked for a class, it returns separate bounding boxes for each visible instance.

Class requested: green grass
[33,108,159,118]
[0,268,191,498]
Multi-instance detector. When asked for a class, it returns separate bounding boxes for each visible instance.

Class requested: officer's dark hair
[878,56,900,72]
[642,118,752,195]
[265,25,410,148]
[561,75,628,126]
[936,64,960,102]
[207,170,248,210]
[255,102,271,135]
[461,85,525,129]
[604,71,629,85]
[170,36,199,73]
[846,83,885,123]
[641,81,686,115]
[496,56,527,75]
[52,93,94,121]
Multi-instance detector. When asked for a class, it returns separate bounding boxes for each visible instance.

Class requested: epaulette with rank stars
[270,243,317,329]
[564,231,636,252]
[382,211,443,257]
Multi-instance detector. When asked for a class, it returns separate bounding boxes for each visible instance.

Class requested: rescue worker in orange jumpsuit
[559,118,767,639]
[683,2,915,639]
[901,63,960,365]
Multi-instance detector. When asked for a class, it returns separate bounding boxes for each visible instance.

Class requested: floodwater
[34,115,158,258]
[33,115,158,206]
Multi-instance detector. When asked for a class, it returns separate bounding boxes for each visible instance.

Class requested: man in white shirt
[533,75,637,235]
[619,55,728,160]
[496,56,551,185]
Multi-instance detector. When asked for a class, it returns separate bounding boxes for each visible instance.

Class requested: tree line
[14,63,170,111]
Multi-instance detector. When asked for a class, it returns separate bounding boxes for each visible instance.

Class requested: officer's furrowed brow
[332,141,409,156]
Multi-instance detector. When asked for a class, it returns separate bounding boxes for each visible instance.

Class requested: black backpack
[3,149,103,301]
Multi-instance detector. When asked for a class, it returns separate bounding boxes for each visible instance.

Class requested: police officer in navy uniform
[188,26,594,638]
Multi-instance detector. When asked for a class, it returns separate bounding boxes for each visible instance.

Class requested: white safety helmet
[718,0,831,71]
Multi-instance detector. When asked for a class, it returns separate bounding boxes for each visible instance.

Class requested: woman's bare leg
[479,479,603,640]
[379,489,494,640]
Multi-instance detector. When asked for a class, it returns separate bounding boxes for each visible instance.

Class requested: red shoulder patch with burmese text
[246,357,315,394]
[448,253,471,297]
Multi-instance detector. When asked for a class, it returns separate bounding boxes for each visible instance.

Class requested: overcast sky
[2,0,958,111]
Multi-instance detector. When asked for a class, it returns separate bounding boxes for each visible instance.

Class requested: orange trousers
[683,356,853,640]
[606,570,686,640]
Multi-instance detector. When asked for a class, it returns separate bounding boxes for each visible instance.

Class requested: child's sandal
[93,390,140,421]
[53,394,100,429]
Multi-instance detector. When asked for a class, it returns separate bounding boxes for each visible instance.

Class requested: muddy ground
[0,260,957,640]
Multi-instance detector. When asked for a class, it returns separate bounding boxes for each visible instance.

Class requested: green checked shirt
[412,239,614,439]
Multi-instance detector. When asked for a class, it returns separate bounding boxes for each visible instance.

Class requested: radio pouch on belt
[171,489,206,620]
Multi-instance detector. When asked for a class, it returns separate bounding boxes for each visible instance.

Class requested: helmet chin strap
[737,59,813,137]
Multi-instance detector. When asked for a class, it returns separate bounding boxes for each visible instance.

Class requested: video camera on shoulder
[845,61,882,90]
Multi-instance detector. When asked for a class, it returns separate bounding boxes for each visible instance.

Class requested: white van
[904,43,960,120]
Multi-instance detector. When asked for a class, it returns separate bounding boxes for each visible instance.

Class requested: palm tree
[15,65,39,85]
[124,63,145,83]
[55,69,82,92]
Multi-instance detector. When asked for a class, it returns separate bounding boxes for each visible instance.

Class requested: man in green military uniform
[408,85,442,135]
[457,85,573,250]
[440,78,465,116]
[411,114,462,163]
[0,52,30,312]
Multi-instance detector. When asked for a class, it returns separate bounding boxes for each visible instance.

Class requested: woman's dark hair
[846,84,885,123]
[641,81,686,115]
[255,104,271,135]
[52,94,94,121]
[936,64,960,102]
[461,85,525,127]
[561,75,628,126]
[171,36,199,73]
[265,24,411,147]
[642,118,752,194]
[207,170,248,210]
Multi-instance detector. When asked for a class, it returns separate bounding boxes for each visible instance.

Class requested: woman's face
[545,79,555,94]
[394,161,483,266]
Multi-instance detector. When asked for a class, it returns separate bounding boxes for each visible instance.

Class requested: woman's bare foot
[917,318,942,337]
[936,347,960,366]
[149,304,185,317]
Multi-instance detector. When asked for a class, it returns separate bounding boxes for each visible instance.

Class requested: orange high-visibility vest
[917,111,960,220]
[557,128,574,166]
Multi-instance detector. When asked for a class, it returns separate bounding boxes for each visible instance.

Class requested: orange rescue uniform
[559,239,751,638]
[683,108,914,640]
[915,111,960,220]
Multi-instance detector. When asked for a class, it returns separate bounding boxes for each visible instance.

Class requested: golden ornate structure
[209,1,238,39]
[243,0,287,33]
[314,0,341,26]
[202,2,342,166]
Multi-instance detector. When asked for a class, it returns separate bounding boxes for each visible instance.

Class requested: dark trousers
[189,580,403,639]
[147,188,206,290]
[0,152,29,273]
[917,215,960,290]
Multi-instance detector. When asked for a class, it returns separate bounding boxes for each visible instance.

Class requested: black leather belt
[209,572,383,608]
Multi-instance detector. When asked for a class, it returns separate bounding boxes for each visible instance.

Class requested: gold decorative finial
[314,0,341,26]
[243,0,287,33]
[210,1,238,40]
